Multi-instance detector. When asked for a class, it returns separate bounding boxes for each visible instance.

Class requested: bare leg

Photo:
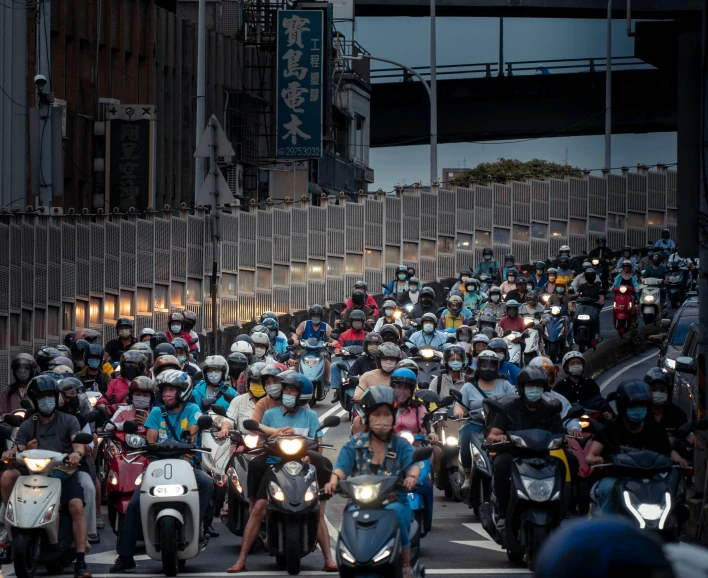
[317,503,335,565]
[1,470,20,505]
[69,499,88,554]
[229,499,266,568]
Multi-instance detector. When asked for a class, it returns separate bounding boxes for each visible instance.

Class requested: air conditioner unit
[52,99,68,139]
[227,163,244,198]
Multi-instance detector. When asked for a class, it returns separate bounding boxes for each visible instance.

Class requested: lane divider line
[599,351,657,391]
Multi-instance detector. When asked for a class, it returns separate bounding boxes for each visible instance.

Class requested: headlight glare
[24,458,52,473]
[520,477,555,502]
[354,483,381,503]
[279,439,304,455]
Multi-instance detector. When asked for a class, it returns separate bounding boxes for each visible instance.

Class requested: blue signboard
[276,9,323,159]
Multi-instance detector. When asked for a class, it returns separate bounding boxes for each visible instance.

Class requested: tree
[450,158,582,187]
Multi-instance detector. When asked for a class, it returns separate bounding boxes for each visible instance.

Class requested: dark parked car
[671,323,705,422]
[649,301,698,378]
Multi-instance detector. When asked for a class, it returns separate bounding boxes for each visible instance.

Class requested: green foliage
[451,158,582,187]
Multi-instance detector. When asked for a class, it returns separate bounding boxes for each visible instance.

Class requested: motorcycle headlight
[509,434,527,448]
[304,481,317,502]
[400,431,415,444]
[303,356,319,366]
[623,490,672,529]
[213,472,228,487]
[524,318,534,326]
[393,310,402,319]
[354,482,381,503]
[551,306,561,315]
[340,542,356,564]
[244,434,259,449]
[420,349,435,359]
[644,295,655,303]
[40,504,56,524]
[134,472,144,487]
[24,458,52,473]
[108,470,119,486]
[520,477,555,502]
[269,481,285,501]
[579,415,590,429]
[619,286,627,293]
[471,444,488,473]
[227,467,243,493]
[106,441,119,460]
[279,439,304,455]
[372,539,395,563]
[592,260,599,266]
[547,437,563,450]
[542,295,550,303]
[6,501,14,522]
[445,435,458,447]
[126,434,146,449]
[577,314,591,321]
[665,358,676,370]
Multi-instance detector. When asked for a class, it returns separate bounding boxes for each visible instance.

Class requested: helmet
[261,317,279,342]
[476,349,500,370]
[443,344,467,367]
[246,362,268,385]
[488,286,502,298]
[622,245,632,256]
[390,368,417,391]
[56,345,72,358]
[230,340,254,359]
[46,356,75,372]
[155,369,194,403]
[182,309,197,332]
[87,342,105,361]
[120,351,147,379]
[478,309,497,328]
[203,355,229,378]
[459,268,472,281]
[395,359,419,376]
[483,247,493,258]
[360,385,398,424]
[139,328,156,342]
[251,332,271,357]
[260,363,285,385]
[57,376,84,399]
[383,299,397,312]
[227,352,249,376]
[613,380,651,417]
[260,311,278,323]
[505,299,520,318]
[534,518,675,578]
[662,227,670,239]
[63,331,77,349]
[354,280,368,292]
[526,291,538,305]
[527,356,557,388]
[420,287,435,301]
[643,367,672,390]
[546,267,557,279]
[456,325,473,342]
[35,347,62,372]
[505,268,518,279]
[559,245,571,255]
[75,329,101,344]
[555,279,567,291]
[473,333,490,344]
[351,289,366,307]
[621,258,632,268]
[504,253,515,263]
[379,324,400,344]
[516,276,527,286]
[250,324,268,337]
[646,243,655,252]
[129,375,157,395]
[377,342,402,361]
[11,353,38,384]
[408,276,420,289]
[309,304,324,320]
[651,253,662,265]
[27,375,60,414]
[154,342,177,359]
[168,312,184,326]
[280,372,313,406]
[447,294,463,313]
[149,332,168,350]
[364,332,383,355]
[71,339,91,365]
[562,351,585,372]
[488,337,508,356]
[535,261,547,271]
[171,337,189,352]
[421,312,437,325]
[130,342,153,367]
[597,235,607,247]
[116,318,134,331]
[558,256,570,269]
[395,265,408,277]
[516,366,549,398]
[349,309,366,325]
[152,355,182,377]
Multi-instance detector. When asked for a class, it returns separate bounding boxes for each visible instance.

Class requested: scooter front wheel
[525,524,550,570]
[285,520,302,575]
[158,516,181,577]
[12,529,40,578]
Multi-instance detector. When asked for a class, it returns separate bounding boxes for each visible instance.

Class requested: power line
[0,83,25,109]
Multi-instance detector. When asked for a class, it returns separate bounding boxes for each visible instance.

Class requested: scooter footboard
[338,508,401,567]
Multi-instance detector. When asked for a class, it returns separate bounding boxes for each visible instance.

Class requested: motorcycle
[666,263,691,309]
[521,316,542,366]
[573,297,601,353]
[333,446,433,578]
[222,430,262,537]
[5,431,95,578]
[543,306,567,362]
[335,345,366,414]
[289,337,333,407]
[640,277,663,325]
[405,345,442,390]
[122,416,214,576]
[397,432,435,537]
[590,257,609,290]
[612,285,638,337]
[241,415,340,575]
[501,331,526,367]
[477,274,492,296]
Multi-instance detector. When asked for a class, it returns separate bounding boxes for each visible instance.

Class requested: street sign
[194,116,235,159]
[196,162,233,207]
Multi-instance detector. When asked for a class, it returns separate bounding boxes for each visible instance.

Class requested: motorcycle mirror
[73,432,94,445]
[330,332,340,340]
[211,404,227,417]
[446,335,456,343]
[449,389,463,403]
[417,381,430,390]
[2,414,23,428]
[660,318,671,328]
[20,399,33,411]
[96,405,112,422]
[381,284,388,290]
[286,345,296,351]
[335,361,349,372]
[411,446,433,463]
[318,415,341,431]
[676,421,694,438]
[406,344,420,356]
[83,410,100,424]
[347,376,359,387]
[197,415,214,430]
[289,325,298,333]
[439,395,455,408]
[123,420,139,435]
[222,392,235,403]
[416,389,441,404]
[242,419,262,432]
[333,309,341,317]
[587,417,605,436]
[565,405,586,420]
[188,336,199,346]
[647,334,664,347]
[201,397,217,412]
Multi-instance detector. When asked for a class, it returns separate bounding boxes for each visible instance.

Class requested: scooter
[666,263,691,309]
[122,417,214,576]
[477,274,492,296]
[335,345,365,414]
[334,446,433,578]
[5,431,95,578]
[242,415,340,575]
[290,337,333,407]
[501,331,526,367]
[406,346,442,390]
[573,297,601,353]
[398,432,435,537]
[640,277,663,325]
[222,430,262,537]
[521,316,542,366]
[543,306,567,362]
[612,285,638,337]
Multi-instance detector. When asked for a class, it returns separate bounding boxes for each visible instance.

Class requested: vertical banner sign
[276,9,323,159]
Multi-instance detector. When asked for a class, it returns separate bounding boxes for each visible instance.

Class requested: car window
[669,311,699,346]
[682,325,698,356]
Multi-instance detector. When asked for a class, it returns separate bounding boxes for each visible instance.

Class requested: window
[365,249,382,269]
[457,233,474,250]
[569,218,586,235]
[154,286,168,310]
[326,257,343,277]
[475,230,491,246]
[493,228,510,245]
[531,223,547,239]
[627,212,645,228]
[187,280,201,303]
[608,214,625,229]
[21,310,32,342]
[0,317,6,350]
[104,294,118,319]
[90,297,102,325]
[239,271,254,293]
[10,313,19,346]
[76,302,88,329]
[345,254,363,274]
[48,307,59,336]
[513,225,529,242]
[291,263,306,284]
[257,268,272,290]
[402,242,418,261]
[421,240,436,258]
[273,265,289,286]
[169,284,184,308]
[385,245,400,264]
[438,237,455,254]
[353,115,365,162]
[670,310,698,346]
[308,260,325,280]
[34,309,45,340]
[223,273,238,295]
[667,210,677,225]
[589,217,605,232]
[550,221,567,237]
[648,211,664,227]
[120,291,134,317]
[61,306,72,333]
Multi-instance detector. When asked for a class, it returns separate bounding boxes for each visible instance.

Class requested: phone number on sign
[278,146,321,157]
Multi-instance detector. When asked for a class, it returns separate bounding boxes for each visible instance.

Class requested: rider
[104,318,137,364]
[541,267,558,298]
[192,355,237,411]
[643,367,695,446]
[451,268,473,294]
[139,328,155,343]
[354,342,401,402]
[260,314,288,357]
[570,261,593,292]
[1,376,93,578]
[455,325,474,352]
[0,353,38,414]
[110,370,214,574]
[612,259,641,294]
[35,346,62,373]
[638,244,656,272]
[643,253,669,304]
[468,333,490,370]
[552,244,572,269]
[75,343,112,395]
[520,291,544,317]
[182,309,200,358]
[486,366,565,524]
[397,276,422,308]
[409,312,448,351]
[438,294,474,329]
[554,351,604,408]
[483,287,506,318]
[654,227,676,260]
[374,299,404,332]
[430,344,468,398]
[487,338,521,385]
[229,373,336,574]
[166,312,192,345]
[341,290,376,324]
[586,380,686,514]
[497,299,525,334]
[293,304,336,385]
[227,351,249,388]
[499,268,518,296]
[505,276,529,304]
[555,256,574,286]
[170,337,199,379]
[331,309,369,403]
[324,386,421,578]
[619,245,637,269]
[251,330,275,363]
[225,363,274,433]
[573,267,605,335]
[384,265,411,297]
[549,279,573,344]
[410,286,439,319]
[347,332,382,378]
[463,278,484,312]
[531,261,548,290]
[588,236,615,289]
[105,376,156,433]
[345,281,379,317]
[98,351,147,415]
[474,247,501,280]
[499,253,521,284]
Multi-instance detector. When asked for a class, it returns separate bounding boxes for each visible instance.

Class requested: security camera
[34,74,47,90]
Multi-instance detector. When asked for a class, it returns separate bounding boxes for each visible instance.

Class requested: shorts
[59,474,86,505]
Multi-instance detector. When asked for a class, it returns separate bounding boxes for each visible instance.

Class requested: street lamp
[341,54,438,187]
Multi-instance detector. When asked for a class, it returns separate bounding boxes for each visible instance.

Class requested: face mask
[507,277,514,283]
[460,276,470,283]
[527,285,533,291]
[491,295,500,302]
[367,344,379,356]
[122,365,141,380]
[651,392,668,406]
[38,397,56,414]
[478,367,498,382]
[118,329,132,339]
[249,384,266,399]
[87,359,101,370]
[626,407,647,423]
[385,309,394,318]
[132,395,151,409]
[67,396,81,411]
[568,364,583,376]
[254,347,267,359]
[380,359,397,373]
[458,336,470,343]
[409,285,419,292]
[536,269,544,276]
[585,274,596,284]
[556,287,565,294]
[161,390,179,408]
[15,368,31,382]
[524,386,544,402]
[171,325,183,334]
[484,255,491,260]
[466,286,476,294]
[207,371,222,385]
[282,393,297,408]
[495,351,506,362]
[395,388,411,403]
[624,252,630,258]
[398,274,408,281]
[421,298,432,307]
[352,321,364,331]
[311,317,321,325]
[265,383,282,399]
[177,355,188,364]
[369,413,394,440]
[507,309,518,318]
[423,323,434,334]
[448,361,463,372]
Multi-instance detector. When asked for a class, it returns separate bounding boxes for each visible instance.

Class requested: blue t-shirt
[145,402,202,443]
[191,381,237,412]
[500,361,520,386]
[262,406,322,439]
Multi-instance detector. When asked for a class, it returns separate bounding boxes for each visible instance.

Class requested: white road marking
[317,404,344,422]
[25,571,531,577]
[451,522,505,553]
[599,351,657,391]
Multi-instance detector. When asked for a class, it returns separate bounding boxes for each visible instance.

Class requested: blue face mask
[38,397,56,415]
[177,355,188,364]
[398,274,407,281]
[282,393,297,408]
[87,359,101,370]
[556,287,565,294]
[524,386,544,402]
[448,361,463,372]
[626,407,647,423]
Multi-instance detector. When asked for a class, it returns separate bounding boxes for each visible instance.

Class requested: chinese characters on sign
[276,10,323,159]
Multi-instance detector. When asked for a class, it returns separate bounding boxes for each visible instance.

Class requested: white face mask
[491,295,500,302]
[568,364,583,376]
[254,346,267,358]
[118,328,132,339]
[495,351,506,362]
[207,371,222,385]
[423,323,435,334]
[652,391,668,405]
[380,359,397,373]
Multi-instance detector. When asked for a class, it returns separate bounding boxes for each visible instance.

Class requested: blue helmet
[390,368,417,391]
[280,371,313,406]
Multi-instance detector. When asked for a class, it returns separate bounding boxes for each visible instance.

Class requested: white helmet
[472,333,490,344]
[231,341,254,356]
[203,355,229,376]
[562,350,585,370]
[251,332,270,358]
[527,356,557,387]
[559,245,571,253]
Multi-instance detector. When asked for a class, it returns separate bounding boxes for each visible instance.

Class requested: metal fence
[0,167,677,385]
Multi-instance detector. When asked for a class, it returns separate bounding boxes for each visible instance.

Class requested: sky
[343,17,677,191]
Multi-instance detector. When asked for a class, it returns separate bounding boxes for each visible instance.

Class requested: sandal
[322,561,338,572]
[88,533,101,544]
[96,516,105,530]
[226,563,248,573]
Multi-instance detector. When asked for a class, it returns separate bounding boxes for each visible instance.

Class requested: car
[649,300,698,377]
[671,323,705,421]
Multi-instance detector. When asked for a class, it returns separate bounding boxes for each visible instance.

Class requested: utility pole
[498,17,504,77]
[208,118,219,356]
[37,0,53,207]
[195,0,207,201]
[430,0,438,186]
[605,0,613,171]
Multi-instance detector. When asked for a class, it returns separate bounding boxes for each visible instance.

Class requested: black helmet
[379,324,400,344]
[120,351,147,380]
[227,352,249,376]
[459,268,472,281]
[396,265,408,277]
[71,339,91,365]
[149,332,168,351]
[614,379,651,417]
[349,309,366,323]
[360,385,398,424]
[558,256,570,268]
[527,290,538,305]
[46,356,75,372]
[280,371,313,406]
[58,376,84,395]
[355,280,368,292]
[597,235,606,247]
[351,289,366,307]
[11,353,38,384]
[86,343,105,369]
[516,275,527,286]
[516,366,549,398]
[643,367,672,390]
[27,375,60,415]
[420,287,435,301]
[483,247,493,258]
[35,346,61,373]
[63,331,77,349]
[408,276,420,289]
[309,304,324,320]
[116,317,134,331]
[504,253,515,263]
[364,332,383,355]
[622,245,632,257]
[154,342,177,359]
[662,228,670,239]
[651,253,662,265]
[182,309,198,332]
[535,261,547,271]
